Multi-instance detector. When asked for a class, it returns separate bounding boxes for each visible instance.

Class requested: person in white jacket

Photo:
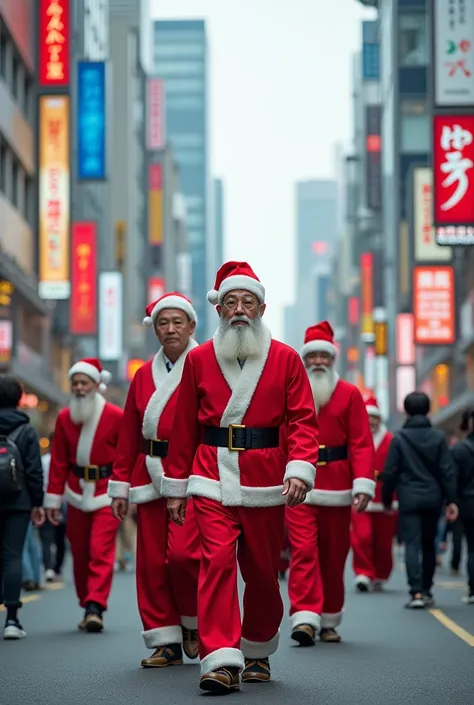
[39,434,67,582]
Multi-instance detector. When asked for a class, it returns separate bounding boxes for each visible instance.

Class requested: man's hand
[46,508,60,526]
[282,478,308,507]
[445,503,459,523]
[168,498,187,526]
[31,507,45,527]
[353,493,371,513]
[111,498,128,521]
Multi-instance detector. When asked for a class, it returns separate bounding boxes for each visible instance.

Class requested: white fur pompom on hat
[143,316,154,327]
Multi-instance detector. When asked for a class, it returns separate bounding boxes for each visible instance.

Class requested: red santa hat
[365,396,382,418]
[143,292,198,328]
[301,320,338,359]
[207,261,265,306]
[68,358,112,393]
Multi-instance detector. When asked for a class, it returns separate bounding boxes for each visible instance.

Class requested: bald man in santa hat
[45,359,123,632]
[351,397,397,592]
[108,293,201,668]
[162,262,319,695]
[286,321,375,645]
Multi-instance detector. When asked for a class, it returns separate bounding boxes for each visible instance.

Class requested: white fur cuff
[200,647,245,677]
[353,477,376,498]
[241,630,280,658]
[161,476,189,498]
[290,610,321,632]
[107,480,130,500]
[43,493,63,510]
[283,460,316,490]
[301,340,338,359]
[321,611,343,629]
[142,625,183,649]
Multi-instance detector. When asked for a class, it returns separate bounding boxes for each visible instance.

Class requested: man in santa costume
[287,321,375,645]
[44,358,123,632]
[162,261,319,695]
[351,396,397,592]
[108,292,201,668]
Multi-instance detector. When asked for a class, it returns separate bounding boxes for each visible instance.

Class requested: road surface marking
[44,582,64,591]
[0,594,41,612]
[436,581,465,590]
[429,608,474,647]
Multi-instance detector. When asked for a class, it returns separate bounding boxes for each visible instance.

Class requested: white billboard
[413,168,452,262]
[434,0,474,107]
[98,271,123,361]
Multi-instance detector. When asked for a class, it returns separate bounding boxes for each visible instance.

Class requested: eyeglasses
[222,298,258,311]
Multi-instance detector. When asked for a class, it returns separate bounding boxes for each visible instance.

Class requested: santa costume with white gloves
[108,292,201,668]
[162,261,319,695]
[44,358,123,632]
[351,396,397,592]
[286,321,375,645]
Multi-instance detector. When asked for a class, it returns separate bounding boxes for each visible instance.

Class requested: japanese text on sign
[439,123,473,211]
[78,62,106,179]
[40,0,70,85]
[434,0,474,106]
[71,223,97,335]
[413,267,455,344]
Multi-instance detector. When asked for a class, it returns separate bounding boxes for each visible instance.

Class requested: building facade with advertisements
[0,0,69,433]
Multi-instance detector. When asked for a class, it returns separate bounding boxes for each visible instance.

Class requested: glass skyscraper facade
[153,19,209,341]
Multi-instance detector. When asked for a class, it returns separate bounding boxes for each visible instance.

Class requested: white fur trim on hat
[366,405,381,417]
[207,275,265,305]
[301,340,338,359]
[143,295,198,328]
[68,361,101,383]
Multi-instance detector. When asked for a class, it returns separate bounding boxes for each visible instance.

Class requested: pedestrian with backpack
[0,374,45,639]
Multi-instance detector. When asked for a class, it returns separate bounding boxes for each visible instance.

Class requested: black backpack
[0,426,25,496]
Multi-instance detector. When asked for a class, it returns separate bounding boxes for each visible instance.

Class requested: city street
[1,554,473,705]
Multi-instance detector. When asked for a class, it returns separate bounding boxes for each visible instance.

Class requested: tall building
[213,178,224,268]
[152,19,210,342]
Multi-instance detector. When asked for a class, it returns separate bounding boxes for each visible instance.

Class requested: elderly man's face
[304,350,334,370]
[71,373,97,398]
[154,307,195,360]
[369,415,381,434]
[217,289,266,323]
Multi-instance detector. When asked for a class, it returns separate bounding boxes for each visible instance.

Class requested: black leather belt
[72,464,113,482]
[317,444,348,466]
[202,425,280,451]
[141,438,169,458]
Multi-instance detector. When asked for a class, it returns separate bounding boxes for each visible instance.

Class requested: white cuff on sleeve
[108,480,131,500]
[43,493,63,510]
[161,476,189,498]
[352,477,376,498]
[283,460,316,490]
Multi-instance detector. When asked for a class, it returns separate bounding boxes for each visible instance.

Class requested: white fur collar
[373,423,388,450]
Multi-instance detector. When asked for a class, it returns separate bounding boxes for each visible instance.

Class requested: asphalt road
[1,549,473,705]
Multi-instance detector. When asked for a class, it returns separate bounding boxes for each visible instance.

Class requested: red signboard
[148,276,165,304]
[39,0,70,87]
[147,79,165,150]
[70,222,97,335]
[433,115,474,245]
[413,266,455,345]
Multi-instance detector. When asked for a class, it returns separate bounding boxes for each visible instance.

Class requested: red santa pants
[351,510,398,583]
[287,503,351,631]
[193,496,285,676]
[279,523,290,574]
[136,497,200,649]
[66,504,120,611]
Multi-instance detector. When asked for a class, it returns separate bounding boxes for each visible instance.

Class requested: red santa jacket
[367,425,397,511]
[161,326,319,507]
[44,395,123,513]
[108,339,198,504]
[304,376,375,506]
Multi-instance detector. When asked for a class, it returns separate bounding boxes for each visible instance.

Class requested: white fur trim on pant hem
[241,630,280,658]
[142,625,183,649]
[305,489,352,506]
[290,610,321,632]
[43,493,63,510]
[321,612,343,629]
[284,460,316,489]
[161,476,189,498]
[301,340,337,359]
[187,475,287,507]
[354,574,371,588]
[107,480,130,500]
[129,483,161,504]
[366,500,398,512]
[200,647,245,676]
[353,478,376,498]
[181,616,198,629]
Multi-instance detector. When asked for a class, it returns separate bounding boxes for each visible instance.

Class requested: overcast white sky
[151,0,376,338]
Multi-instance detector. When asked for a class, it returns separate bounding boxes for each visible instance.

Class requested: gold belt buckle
[228,424,246,452]
[149,439,164,457]
[317,444,327,467]
[84,465,99,482]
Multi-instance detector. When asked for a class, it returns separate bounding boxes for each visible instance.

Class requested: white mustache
[228,314,252,325]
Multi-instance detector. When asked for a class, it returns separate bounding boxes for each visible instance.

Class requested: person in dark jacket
[0,374,45,639]
[450,409,474,604]
[382,392,458,609]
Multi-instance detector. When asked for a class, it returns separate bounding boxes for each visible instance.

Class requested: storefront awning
[10,359,68,407]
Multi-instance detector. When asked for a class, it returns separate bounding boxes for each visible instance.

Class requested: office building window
[155,30,204,43]
[155,43,204,58]
[175,150,204,166]
[400,98,427,116]
[401,113,429,153]
[399,13,428,66]
[155,60,203,76]
[169,133,203,148]
[186,195,204,209]
[167,95,204,110]
[165,78,204,93]
[186,212,204,227]
[187,229,203,246]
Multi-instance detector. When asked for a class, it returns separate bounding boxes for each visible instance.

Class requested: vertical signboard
[365,106,382,211]
[38,95,70,299]
[77,61,106,180]
[413,266,455,344]
[396,314,415,365]
[39,0,70,87]
[99,272,123,360]
[433,114,474,244]
[433,0,474,107]
[70,222,97,335]
[148,164,163,246]
[0,320,13,365]
[148,276,165,303]
[413,167,452,261]
[147,78,166,150]
[360,253,374,336]
[362,21,380,81]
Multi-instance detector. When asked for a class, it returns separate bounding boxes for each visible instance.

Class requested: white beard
[372,423,387,450]
[214,314,266,361]
[69,392,97,424]
[307,366,337,412]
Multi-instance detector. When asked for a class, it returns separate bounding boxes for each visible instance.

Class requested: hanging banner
[99,272,123,361]
[360,252,374,336]
[148,164,164,246]
[433,0,474,107]
[413,266,456,344]
[77,61,106,180]
[39,0,70,87]
[413,167,452,261]
[70,222,97,335]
